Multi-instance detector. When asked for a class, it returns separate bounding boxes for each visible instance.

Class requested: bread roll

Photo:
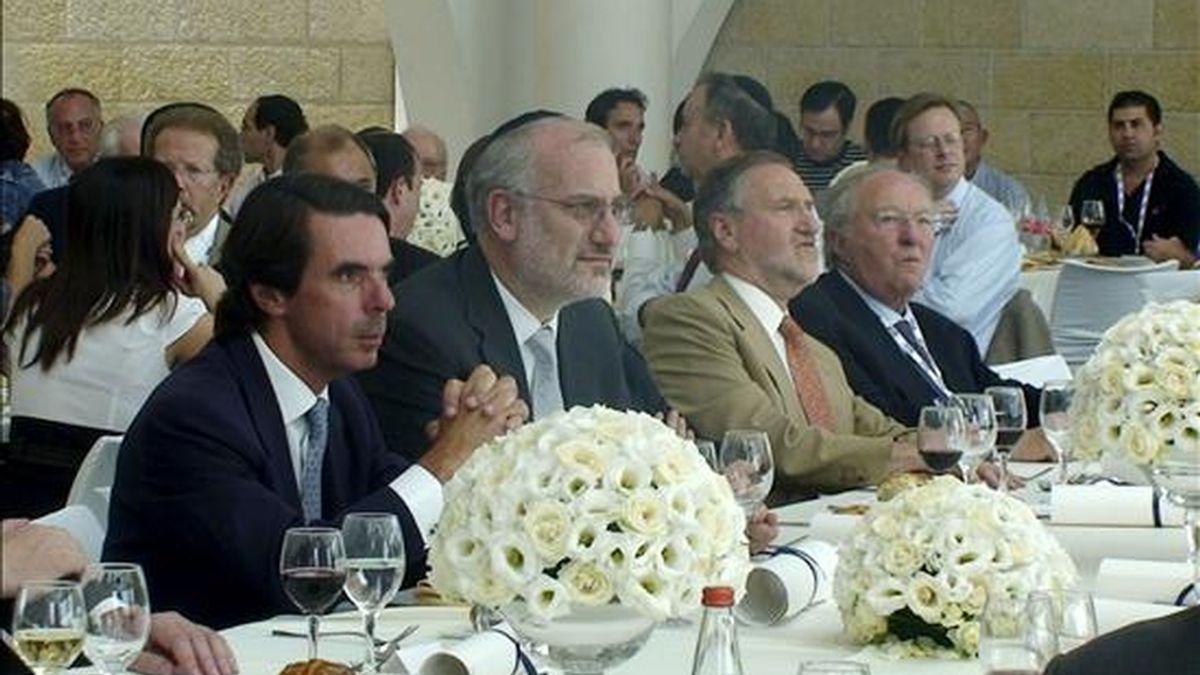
[278,659,354,675]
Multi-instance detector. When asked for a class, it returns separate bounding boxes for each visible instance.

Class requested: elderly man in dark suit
[1043,606,1200,675]
[791,167,1040,429]
[103,175,526,629]
[357,117,667,459]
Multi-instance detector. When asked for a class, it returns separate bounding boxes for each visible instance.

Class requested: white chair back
[1137,269,1200,304]
[1049,258,1179,368]
[66,435,123,534]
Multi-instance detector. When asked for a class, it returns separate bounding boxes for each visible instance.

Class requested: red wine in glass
[919,448,964,473]
[282,567,346,614]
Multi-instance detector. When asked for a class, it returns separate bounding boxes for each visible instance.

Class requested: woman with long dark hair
[2,156,224,516]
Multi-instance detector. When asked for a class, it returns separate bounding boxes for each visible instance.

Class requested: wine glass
[81,563,151,674]
[949,393,998,482]
[1026,590,1097,656]
[11,580,87,674]
[1058,204,1075,231]
[694,439,718,471]
[280,527,346,661]
[797,661,870,674]
[917,405,968,481]
[978,595,1052,675]
[341,513,405,674]
[1080,200,1105,239]
[1039,380,1075,485]
[718,430,774,516]
[985,387,1027,493]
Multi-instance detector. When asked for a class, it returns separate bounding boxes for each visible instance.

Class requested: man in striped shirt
[793,80,868,193]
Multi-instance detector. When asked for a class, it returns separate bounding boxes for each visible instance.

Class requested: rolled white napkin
[1094,558,1194,605]
[735,540,838,625]
[1050,485,1184,527]
[808,512,860,544]
[389,627,521,675]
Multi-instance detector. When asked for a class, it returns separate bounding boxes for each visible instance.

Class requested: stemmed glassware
[1039,380,1076,485]
[718,430,774,516]
[341,513,406,674]
[978,595,1053,675]
[81,563,151,674]
[11,580,87,674]
[1025,590,1097,657]
[985,387,1027,493]
[917,406,968,481]
[694,439,718,471]
[949,393,998,483]
[280,527,346,661]
[1080,200,1105,239]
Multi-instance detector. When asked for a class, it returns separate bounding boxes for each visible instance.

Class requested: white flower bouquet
[428,405,750,622]
[1070,301,1200,466]
[409,177,466,256]
[834,477,1077,657]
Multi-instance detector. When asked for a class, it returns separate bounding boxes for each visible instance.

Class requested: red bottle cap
[702,586,735,607]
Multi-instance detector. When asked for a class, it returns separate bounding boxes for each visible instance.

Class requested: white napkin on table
[1094,558,1194,605]
[735,540,838,625]
[1050,485,1184,526]
[389,625,521,675]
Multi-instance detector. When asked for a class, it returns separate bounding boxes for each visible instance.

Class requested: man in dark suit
[357,117,667,459]
[791,167,1039,428]
[356,129,440,286]
[103,175,526,629]
[1043,606,1199,675]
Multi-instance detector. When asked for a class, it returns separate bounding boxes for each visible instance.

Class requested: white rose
[559,560,615,606]
[1120,421,1162,465]
[620,488,668,536]
[522,499,572,560]
[554,438,608,479]
[949,620,980,656]
[653,446,694,485]
[881,539,923,577]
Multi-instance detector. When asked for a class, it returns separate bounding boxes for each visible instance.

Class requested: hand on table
[131,611,238,675]
[1012,428,1055,462]
[0,520,88,598]
[746,506,779,555]
[1143,235,1197,267]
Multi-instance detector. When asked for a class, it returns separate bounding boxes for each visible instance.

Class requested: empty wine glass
[81,563,151,674]
[11,580,87,675]
[949,393,998,482]
[978,595,1051,675]
[280,527,346,661]
[985,387,1027,493]
[1059,204,1075,231]
[1039,380,1075,485]
[1026,590,1097,656]
[341,513,405,674]
[1080,200,1105,239]
[718,430,774,516]
[917,405,968,481]
[694,439,718,471]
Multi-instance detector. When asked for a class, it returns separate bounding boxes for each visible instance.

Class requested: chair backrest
[985,288,1054,365]
[1137,269,1200,304]
[66,435,123,532]
[1050,258,1180,367]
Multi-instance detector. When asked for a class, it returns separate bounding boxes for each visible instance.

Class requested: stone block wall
[2,0,394,158]
[708,0,1200,206]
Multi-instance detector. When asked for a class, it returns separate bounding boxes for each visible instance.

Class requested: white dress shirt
[30,153,75,190]
[722,273,791,377]
[184,213,220,266]
[491,272,560,391]
[250,333,443,541]
[616,226,711,344]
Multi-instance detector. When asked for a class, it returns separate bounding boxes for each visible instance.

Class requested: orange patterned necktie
[778,316,835,431]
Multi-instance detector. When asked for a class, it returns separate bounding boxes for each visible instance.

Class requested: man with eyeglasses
[357,116,669,460]
[31,88,103,189]
[894,93,1020,357]
[143,103,243,267]
[791,167,1039,428]
[793,80,868,193]
[643,152,922,502]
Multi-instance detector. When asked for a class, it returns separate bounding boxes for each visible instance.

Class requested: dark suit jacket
[791,271,1040,427]
[1043,606,1200,675]
[102,335,425,629]
[388,238,439,287]
[357,245,666,459]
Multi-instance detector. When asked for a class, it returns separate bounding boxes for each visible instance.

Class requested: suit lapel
[459,247,531,402]
[226,337,302,508]
[709,277,802,419]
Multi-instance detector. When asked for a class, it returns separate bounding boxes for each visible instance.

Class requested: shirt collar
[945,176,970,207]
[491,272,559,344]
[252,332,329,426]
[722,272,785,335]
[836,269,916,327]
[184,213,221,265]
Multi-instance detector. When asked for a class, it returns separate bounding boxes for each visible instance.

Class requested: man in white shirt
[31,88,103,189]
[143,103,243,266]
[894,93,1021,356]
[104,174,526,628]
[617,72,776,343]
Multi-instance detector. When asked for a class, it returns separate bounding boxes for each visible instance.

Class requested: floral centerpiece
[834,476,1076,658]
[1069,300,1200,465]
[408,177,465,256]
[428,405,750,622]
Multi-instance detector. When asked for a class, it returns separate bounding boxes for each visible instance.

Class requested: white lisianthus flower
[524,575,569,620]
[882,540,922,577]
[865,577,908,615]
[553,439,608,480]
[652,446,693,485]
[906,572,946,624]
[619,569,673,621]
[604,458,654,494]
[651,535,695,578]
[490,533,540,588]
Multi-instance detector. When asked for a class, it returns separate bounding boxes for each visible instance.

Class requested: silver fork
[349,624,419,672]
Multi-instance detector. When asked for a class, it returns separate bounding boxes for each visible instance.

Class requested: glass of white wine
[1039,380,1075,485]
[81,563,151,674]
[341,513,405,674]
[11,580,87,675]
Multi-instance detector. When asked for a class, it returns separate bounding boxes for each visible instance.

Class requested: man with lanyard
[1069,90,1200,267]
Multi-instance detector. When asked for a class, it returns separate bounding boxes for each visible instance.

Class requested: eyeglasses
[868,209,945,234]
[909,132,962,152]
[163,162,219,184]
[509,190,632,226]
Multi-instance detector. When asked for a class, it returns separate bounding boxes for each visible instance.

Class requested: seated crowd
[2,73,1198,674]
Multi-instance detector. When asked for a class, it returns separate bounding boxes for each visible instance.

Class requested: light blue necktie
[301,398,329,523]
[526,326,563,420]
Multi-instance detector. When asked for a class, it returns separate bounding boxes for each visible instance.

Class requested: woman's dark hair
[0,98,32,161]
[6,157,181,370]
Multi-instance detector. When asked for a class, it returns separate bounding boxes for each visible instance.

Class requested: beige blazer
[642,275,908,502]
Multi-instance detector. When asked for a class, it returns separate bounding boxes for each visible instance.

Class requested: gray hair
[693,150,795,271]
[466,117,611,236]
[822,165,933,267]
[99,111,147,157]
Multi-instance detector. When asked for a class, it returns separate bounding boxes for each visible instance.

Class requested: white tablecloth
[1020,266,1200,318]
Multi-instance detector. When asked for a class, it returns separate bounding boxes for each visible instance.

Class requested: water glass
[341,513,405,674]
[917,405,968,480]
[978,595,1050,675]
[695,439,718,471]
[718,430,774,516]
[280,527,346,660]
[949,393,998,481]
[1039,380,1075,485]
[985,387,1027,493]
[81,563,151,674]
[11,580,87,675]
[1026,590,1097,656]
